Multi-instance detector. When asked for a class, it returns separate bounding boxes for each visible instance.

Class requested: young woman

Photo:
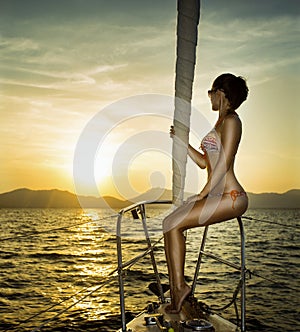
[164,73,249,313]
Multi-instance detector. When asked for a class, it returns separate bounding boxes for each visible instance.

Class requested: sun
[94,145,114,189]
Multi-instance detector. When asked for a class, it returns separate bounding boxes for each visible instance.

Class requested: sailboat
[116,1,247,331]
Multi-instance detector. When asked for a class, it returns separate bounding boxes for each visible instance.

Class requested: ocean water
[0,207,299,332]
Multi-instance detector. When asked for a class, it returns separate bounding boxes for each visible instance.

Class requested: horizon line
[1,187,299,199]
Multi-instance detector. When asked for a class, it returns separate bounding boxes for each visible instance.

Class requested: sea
[0,207,299,332]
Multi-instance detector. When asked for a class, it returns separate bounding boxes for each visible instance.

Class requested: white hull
[118,296,239,332]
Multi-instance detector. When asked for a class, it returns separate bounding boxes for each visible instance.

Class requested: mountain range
[0,188,299,209]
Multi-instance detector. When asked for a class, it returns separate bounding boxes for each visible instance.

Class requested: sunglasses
[208,88,217,96]
[208,88,225,97]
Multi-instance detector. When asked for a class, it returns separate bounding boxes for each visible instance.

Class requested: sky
[1,0,299,199]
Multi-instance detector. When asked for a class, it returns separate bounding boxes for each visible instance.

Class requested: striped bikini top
[200,128,221,154]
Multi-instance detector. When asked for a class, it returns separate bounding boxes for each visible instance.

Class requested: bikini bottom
[208,190,247,209]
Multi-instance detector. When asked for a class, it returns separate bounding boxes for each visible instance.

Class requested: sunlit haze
[1,0,299,199]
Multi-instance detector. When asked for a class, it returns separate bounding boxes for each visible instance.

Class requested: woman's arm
[188,144,206,169]
[170,125,206,169]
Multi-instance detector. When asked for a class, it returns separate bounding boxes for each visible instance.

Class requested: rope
[201,265,299,328]
[2,235,164,331]
[2,211,298,330]
[197,210,299,320]
[30,276,117,332]
[241,215,299,291]
[121,236,164,271]
[2,285,94,331]
[0,213,118,242]
[3,274,118,332]
[242,215,300,230]
[198,278,243,328]
[199,265,298,319]
[210,278,243,312]
[246,269,299,292]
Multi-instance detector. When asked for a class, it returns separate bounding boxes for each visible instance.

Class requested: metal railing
[191,216,246,332]
[116,200,172,332]
[116,201,247,332]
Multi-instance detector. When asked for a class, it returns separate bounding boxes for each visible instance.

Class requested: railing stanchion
[191,217,247,331]
[116,200,172,331]
[238,216,246,332]
[140,204,165,303]
[116,211,127,332]
[191,225,209,295]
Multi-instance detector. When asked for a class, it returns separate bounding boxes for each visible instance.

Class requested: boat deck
[118,295,239,332]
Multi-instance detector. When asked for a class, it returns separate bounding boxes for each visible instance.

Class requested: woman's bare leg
[163,202,202,313]
[163,195,248,313]
[164,228,190,313]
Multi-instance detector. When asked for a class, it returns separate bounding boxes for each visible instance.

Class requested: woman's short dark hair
[213,73,249,111]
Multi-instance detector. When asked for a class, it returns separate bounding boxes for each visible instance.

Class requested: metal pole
[191,225,209,295]
[140,204,165,303]
[237,216,246,332]
[116,211,126,332]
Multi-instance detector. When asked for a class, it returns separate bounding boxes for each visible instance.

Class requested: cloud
[0,36,40,52]
[197,14,299,85]
[87,64,128,75]
[1,0,299,194]
[0,14,174,99]
[203,0,300,20]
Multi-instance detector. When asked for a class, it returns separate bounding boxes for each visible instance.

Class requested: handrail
[118,199,172,215]
[116,202,247,332]
[191,216,247,332]
[116,200,172,332]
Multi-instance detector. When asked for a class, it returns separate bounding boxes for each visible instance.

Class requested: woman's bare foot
[165,284,191,314]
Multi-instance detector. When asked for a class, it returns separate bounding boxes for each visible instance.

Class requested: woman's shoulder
[223,112,241,127]
[220,113,242,138]
[215,112,242,136]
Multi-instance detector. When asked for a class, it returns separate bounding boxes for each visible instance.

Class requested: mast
[172,0,201,206]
